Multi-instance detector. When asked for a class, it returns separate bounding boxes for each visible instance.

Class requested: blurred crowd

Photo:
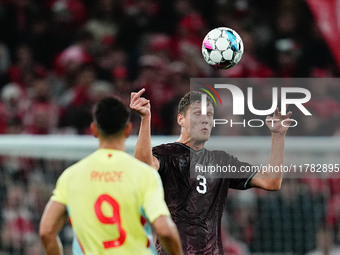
[0,0,339,136]
[224,178,340,255]
[0,0,340,254]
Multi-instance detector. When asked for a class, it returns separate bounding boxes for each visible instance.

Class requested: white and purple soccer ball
[202,27,244,69]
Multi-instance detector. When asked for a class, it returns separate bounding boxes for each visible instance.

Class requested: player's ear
[90,122,98,138]
[124,122,132,138]
[177,114,184,127]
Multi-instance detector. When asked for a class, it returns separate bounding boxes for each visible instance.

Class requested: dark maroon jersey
[152,142,256,255]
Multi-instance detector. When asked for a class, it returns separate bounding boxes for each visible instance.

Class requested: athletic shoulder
[153,142,189,156]
[153,142,177,154]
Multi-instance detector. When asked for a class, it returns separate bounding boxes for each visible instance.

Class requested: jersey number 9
[94,194,127,248]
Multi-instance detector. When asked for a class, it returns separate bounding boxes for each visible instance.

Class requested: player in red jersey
[130,88,293,255]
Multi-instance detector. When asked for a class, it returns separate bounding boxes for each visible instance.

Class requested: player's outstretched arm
[40,200,67,255]
[153,215,183,255]
[250,108,293,191]
[130,88,160,170]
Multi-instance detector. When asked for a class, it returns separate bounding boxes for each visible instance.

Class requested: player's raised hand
[266,107,294,135]
[130,88,151,118]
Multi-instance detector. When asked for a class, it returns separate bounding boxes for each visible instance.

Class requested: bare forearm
[135,116,153,165]
[251,108,292,190]
[251,133,286,190]
[153,216,183,255]
[267,133,285,168]
[264,133,285,187]
[158,229,183,255]
[41,236,63,255]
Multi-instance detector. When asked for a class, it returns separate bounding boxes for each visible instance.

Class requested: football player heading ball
[130,88,294,255]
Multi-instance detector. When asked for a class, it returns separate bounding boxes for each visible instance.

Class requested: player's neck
[98,137,126,151]
[177,135,205,151]
[190,140,205,151]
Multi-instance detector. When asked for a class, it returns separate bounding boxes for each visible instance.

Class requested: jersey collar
[174,142,205,155]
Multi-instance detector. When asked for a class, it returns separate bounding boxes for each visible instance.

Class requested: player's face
[182,101,214,142]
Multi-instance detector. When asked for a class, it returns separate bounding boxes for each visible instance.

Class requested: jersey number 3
[94,194,127,248]
[196,175,207,194]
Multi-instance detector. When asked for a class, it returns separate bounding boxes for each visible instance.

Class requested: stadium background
[0,0,339,254]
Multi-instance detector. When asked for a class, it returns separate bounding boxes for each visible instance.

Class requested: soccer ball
[202,27,244,69]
